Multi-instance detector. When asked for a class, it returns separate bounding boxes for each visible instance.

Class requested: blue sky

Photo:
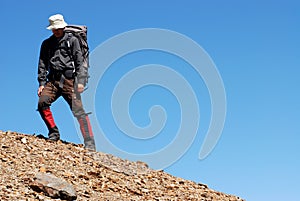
[1,1,299,200]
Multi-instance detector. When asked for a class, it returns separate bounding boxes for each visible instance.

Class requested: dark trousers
[37,78,94,141]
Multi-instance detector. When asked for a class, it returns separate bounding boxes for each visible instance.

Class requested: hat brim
[46,22,68,30]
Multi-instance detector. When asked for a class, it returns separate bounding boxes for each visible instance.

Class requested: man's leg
[63,79,96,151]
[38,82,60,141]
[77,114,96,150]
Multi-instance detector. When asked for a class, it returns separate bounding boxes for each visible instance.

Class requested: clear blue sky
[1,1,299,200]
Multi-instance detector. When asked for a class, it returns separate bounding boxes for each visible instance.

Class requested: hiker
[37,14,96,151]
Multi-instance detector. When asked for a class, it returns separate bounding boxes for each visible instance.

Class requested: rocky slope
[0,130,245,201]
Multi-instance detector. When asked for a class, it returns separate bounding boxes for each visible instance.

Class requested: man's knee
[73,110,86,119]
[38,95,51,110]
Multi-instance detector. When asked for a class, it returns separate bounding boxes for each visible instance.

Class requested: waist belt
[49,70,74,80]
[49,69,74,88]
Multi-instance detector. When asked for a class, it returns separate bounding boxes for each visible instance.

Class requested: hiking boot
[48,126,60,141]
[84,137,96,151]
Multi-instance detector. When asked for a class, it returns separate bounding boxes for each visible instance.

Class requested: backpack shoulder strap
[65,33,75,68]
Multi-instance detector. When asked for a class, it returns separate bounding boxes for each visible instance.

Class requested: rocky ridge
[0,130,245,201]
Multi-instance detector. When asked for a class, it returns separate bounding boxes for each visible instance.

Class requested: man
[37,14,96,151]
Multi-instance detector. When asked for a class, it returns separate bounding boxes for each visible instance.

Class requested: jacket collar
[50,32,68,44]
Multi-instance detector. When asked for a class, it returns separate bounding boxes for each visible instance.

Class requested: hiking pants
[37,78,94,141]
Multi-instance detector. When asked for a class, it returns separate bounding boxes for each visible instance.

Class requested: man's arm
[71,37,87,91]
[38,40,49,87]
[37,40,49,96]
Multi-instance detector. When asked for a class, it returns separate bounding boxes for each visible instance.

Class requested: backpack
[64,25,90,84]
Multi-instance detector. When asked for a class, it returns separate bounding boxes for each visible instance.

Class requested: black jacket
[38,32,87,86]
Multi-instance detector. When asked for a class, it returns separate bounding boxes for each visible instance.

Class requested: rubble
[0,130,245,200]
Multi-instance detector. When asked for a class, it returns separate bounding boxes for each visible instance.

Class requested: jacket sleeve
[71,37,87,86]
[37,40,49,87]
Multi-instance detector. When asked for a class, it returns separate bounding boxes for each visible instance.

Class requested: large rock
[30,172,77,200]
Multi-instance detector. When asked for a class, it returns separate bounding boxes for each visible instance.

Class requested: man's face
[52,28,64,38]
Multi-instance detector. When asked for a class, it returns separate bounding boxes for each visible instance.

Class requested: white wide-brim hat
[46,14,68,30]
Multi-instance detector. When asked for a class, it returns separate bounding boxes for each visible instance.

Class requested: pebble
[0,130,245,201]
